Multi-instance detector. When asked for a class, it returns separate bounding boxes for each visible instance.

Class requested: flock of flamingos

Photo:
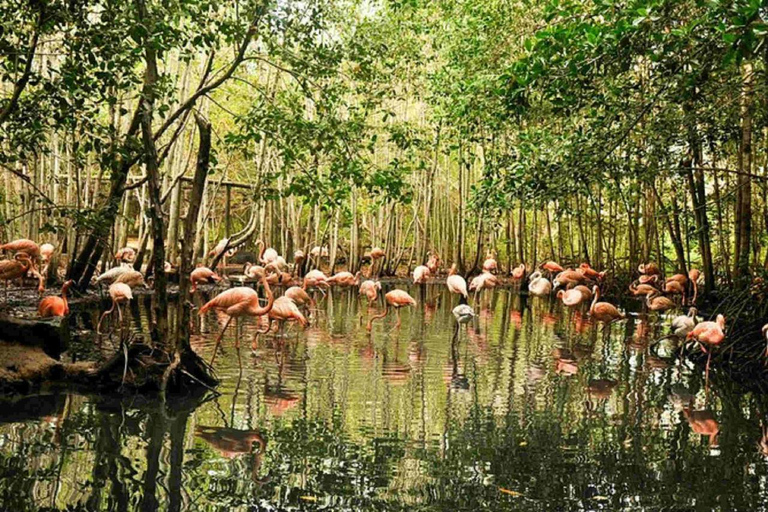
[0,237,754,384]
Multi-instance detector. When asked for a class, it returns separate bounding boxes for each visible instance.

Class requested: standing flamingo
[671,307,698,337]
[446,264,468,302]
[285,285,315,313]
[589,286,625,324]
[366,290,416,331]
[541,261,564,276]
[327,271,361,287]
[369,247,385,276]
[413,265,430,284]
[469,272,499,302]
[646,291,675,312]
[97,282,133,334]
[511,264,526,281]
[687,315,726,389]
[0,239,41,259]
[40,243,55,262]
[38,280,74,318]
[0,253,33,298]
[426,251,440,275]
[190,267,221,294]
[199,277,275,364]
[359,279,381,306]
[482,253,498,273]
[304,270,330,289]
[557,288,587,307]
[260,296,308,336]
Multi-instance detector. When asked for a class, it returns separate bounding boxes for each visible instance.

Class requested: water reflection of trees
[1,288,768,510]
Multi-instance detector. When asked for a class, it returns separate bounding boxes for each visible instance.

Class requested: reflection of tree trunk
[140,414,166,512]
[87,414,129,512]
[168,411,191,512]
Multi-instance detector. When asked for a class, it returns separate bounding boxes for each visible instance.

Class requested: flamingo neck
[251,278,274,316]
[590,288,600,313]
[366,302,389,331]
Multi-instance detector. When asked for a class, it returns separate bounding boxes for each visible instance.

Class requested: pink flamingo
[199,277,275,364]
[367,290,416,331]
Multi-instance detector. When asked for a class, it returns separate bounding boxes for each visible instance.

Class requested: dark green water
[2,284,768,511]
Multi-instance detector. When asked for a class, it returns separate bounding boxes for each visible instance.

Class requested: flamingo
[244,262,265,279]
[638,262,660,276]
[0,253,33,297]
[115,247,136,263]
[258,296,308,338]
[114,269,147,289]
[209,238,230,259]
[190,267,221,294]
[413,265,430,284]
[40,243,54,262]
[511,263,526,281]
[646,291,675,312]
[285,285,315,313]
[671,307,698,337]
[638,274,659,285]
[578,263,602,280]
[304,269,330,289]
[97,282,133,334]
[328,271,361,287]
[310,245,329,259]
[359,279,381,305]
[663,279,685,301]
[528,271,552,297]
[469,271,499,302]
[38,280,74,318]
[366,289,416,331]
[553,269,586,289]
[686,314,726,388]
[199,277,275,364]
[446,264,468,301]
[452,304,475,325]
[95,265,132,285]
[629,281,659,296]
[0,239,41,259]
[573,284,593,300]
[688,268,700,304]
[293,250,306,274]
[557,288,586,307]
[426,251,440,275]
[482,253,498,273]
[541,261,564,275]
[255,240,278,265]
[368,246,385,276]
[589,285,625,324]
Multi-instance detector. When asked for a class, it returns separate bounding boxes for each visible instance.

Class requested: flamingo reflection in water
[195,426,268,483]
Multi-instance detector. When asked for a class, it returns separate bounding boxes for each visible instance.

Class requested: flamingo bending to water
[97,282,133,334]
[39,280,74,317]
[367,290,416,331]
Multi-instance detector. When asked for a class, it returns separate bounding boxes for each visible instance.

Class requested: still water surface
[2,284,768,511]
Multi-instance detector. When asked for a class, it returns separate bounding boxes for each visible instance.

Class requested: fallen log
[0,314,69,357]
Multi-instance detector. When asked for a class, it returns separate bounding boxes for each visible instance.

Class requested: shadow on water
[1,284,768,510]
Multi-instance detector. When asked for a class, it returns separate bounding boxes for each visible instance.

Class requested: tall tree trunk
[734,62,753,282]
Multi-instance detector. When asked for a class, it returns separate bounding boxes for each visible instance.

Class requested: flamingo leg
[210,316,233,366]
[395,308,401,329]
[704,350,712,393]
